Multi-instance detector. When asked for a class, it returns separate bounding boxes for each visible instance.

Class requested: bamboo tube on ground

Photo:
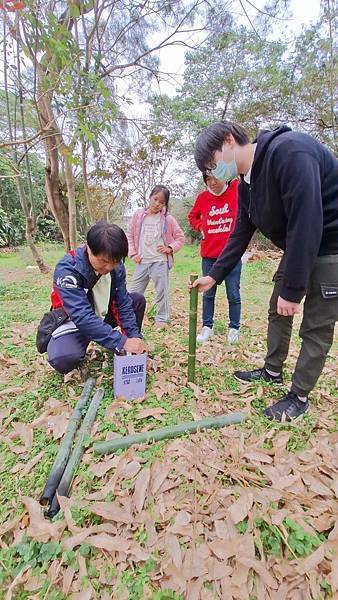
[48,387,104,518]
[93,412,246,456]
[188,273,198,383]
[40,377,96,506]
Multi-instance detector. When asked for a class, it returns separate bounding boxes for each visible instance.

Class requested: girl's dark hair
[86,221,128,262]
[150,185,170,212]
[194,121,250,172]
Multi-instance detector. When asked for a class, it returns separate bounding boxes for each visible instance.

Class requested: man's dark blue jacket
[51,245,142,353]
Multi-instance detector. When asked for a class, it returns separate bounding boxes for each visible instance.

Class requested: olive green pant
[265,254,338,397]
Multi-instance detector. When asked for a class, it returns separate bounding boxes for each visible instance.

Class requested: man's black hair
[194,121,250,172]
[150,185,170,212]
[86,221,128,262]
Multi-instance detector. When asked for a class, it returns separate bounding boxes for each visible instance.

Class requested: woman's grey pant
[129,261,169,323]
[265,254,338,397]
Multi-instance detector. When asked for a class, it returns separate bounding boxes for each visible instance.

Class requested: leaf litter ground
[0,246,337,599]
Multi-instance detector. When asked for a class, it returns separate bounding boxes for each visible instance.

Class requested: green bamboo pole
[93,412,246,456]
[40,378,96,506]
[48,388,104,518]
[188,273,198,383]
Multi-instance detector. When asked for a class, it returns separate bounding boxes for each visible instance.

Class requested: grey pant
[265,254,338,397]
[129,261,169,323]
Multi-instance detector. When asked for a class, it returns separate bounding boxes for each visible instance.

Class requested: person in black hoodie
[191,121,338,421]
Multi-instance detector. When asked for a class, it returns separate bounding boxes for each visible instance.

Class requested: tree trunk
[63,156,77,249]
[82,141,95,223]
[25,216,50,274]
[37,77,71,250]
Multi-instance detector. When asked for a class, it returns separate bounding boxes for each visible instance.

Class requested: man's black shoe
[264,392,309,422]
[234,367,283,385]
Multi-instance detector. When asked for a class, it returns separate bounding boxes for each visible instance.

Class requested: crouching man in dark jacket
[45,221,147,374]
[192,121,338,422]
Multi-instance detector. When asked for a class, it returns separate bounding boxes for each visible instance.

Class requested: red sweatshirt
[188,179,238,259]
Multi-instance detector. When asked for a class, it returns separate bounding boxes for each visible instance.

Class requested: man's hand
[123,337,147,354]
[157,245,172,254]
[132,254,142,263]
[277,296,301,316]
[188,275,216,294]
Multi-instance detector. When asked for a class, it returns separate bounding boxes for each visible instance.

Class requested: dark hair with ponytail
[149,185,170,213]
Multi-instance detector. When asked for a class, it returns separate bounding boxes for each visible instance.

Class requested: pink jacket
[127,208,185,268]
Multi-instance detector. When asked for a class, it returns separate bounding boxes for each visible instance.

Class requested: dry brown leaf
[128,543,151,561]
[0,513,24,538]
[239,557,278,589]
[330,557,338,592]
[0,386,22,397]
[22,496,64,543]
[133,467,150,513]
[166,533,182,570]
[57,495,83,534]
[273,431,291,449]
[24,574,47,591]
[302,474,333,497]
[89,455,120,478]
[120,460,142,480]
[136,407,167,420]
[243,450,272,464]
[186,577,203,600]
[11,422,33,448]
[300,544,325,572]
[11,451,44,477]
[4,564,31,600]
[62,528,94,551]
[150,460,172,495]
[106,401,132,419]
[47,414,69,439]
[208,539,236,561]
[182,546,209,579]
[329,521,338,540]
[86,533,130,552]
[90,502,133,524]
[62,566,76,595]
[228,490,253,524]
[206,557,232,580]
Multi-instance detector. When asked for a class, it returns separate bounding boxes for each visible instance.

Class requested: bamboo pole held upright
[188,274,198,383]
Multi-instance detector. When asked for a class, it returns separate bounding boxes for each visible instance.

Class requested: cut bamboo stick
[93,412,246,455]
[48,387,104,518]
[188,273,198,382]
[40,377,95,506]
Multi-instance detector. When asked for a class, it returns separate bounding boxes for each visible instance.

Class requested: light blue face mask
[211,158,238,182]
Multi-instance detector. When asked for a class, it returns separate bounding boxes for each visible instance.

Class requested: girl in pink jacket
[127,185,185,328]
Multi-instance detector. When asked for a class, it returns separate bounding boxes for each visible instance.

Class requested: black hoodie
[209,126,338,302]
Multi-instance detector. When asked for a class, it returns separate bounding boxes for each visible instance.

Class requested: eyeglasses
[205,164,217,176]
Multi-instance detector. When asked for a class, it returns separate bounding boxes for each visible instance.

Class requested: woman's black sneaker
[233,367,283,385]
[264,392,309,421]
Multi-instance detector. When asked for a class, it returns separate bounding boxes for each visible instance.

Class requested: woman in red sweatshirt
[189,174,241,344]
